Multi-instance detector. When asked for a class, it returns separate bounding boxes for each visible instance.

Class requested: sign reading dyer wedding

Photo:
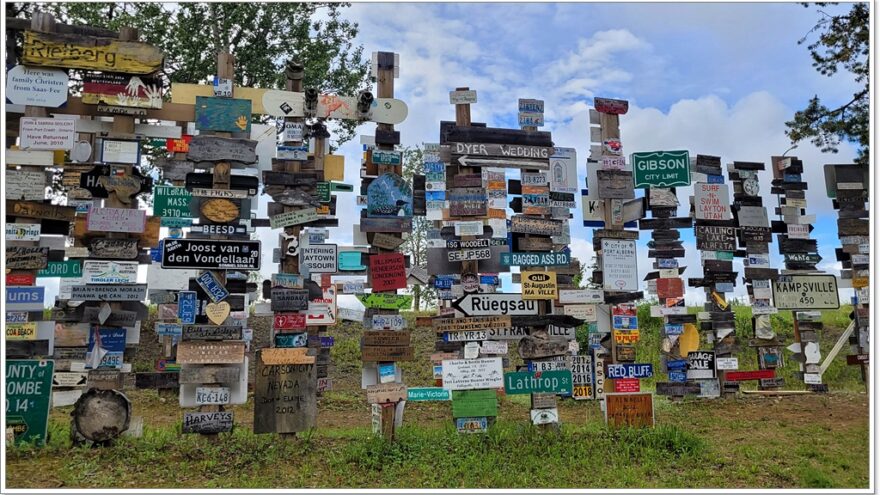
[631,150,690,188]
[162,239,261,270]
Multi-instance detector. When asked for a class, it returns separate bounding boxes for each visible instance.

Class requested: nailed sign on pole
[299,244,338,274]
[631,150,690,188]
[19,117,76,150]
[369,253,407,291]
[695,183,731,220]
[605,393,654,428]
[772,275,840,310]
[441,358,504,390]
[601,239,638,291]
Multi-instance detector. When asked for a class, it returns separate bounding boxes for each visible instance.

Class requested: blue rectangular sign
[612,315,638,330]
[87,327,127,369]
[178,291,198,325]
[196,272,229,303]
[664,324,683,335]
[275,333,308,348]
[667,359,687,382]
[606,363,653,379]
[5,286,45,311]
[434,276,455,289]
[480,275,499,285]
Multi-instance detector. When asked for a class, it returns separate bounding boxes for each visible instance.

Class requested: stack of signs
[635,151,694,397]
[728,160,781,389]
[824,164,869,382]
[358,51,412,438]
[685,155,734,394]
[771,156,838,390]
[158,75,263,435]
[589,97,647,412]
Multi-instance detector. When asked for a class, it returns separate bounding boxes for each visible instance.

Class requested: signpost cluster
[824,163,869,386]
[728,161,782,389]
[769,156,838,389]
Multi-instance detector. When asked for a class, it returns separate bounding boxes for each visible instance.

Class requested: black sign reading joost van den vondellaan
[161,239,261,270]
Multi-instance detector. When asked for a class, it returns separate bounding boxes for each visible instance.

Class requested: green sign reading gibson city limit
[631,150,691,188]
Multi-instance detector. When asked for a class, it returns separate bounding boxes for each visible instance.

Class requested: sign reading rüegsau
[161,239,260,270]
[772,275,839,310]
[22,31,164,74]
[452,293,540,317]
[631,150,690,188]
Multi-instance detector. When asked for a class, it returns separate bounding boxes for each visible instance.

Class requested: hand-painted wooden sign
[22,31,164,74]
[594,97,629,114]
[161,239,261,270]
[605,392,654,428]
[195,96,252,132]
[772,275,839,310]
[369,253,407,291]
[7,200,75,222]
[87,207,146,233]
[176,341,245,365]
[6,65,68,107]
[510,215,563,236]
[631,150,690,188]
[367,172,413,217]
[88,238,140,260]
[182,411,233,434]
[441,358,504,390]
[6,247,49,271]
[82,73,163,108]
[695,183,731,220]
[448,188,487,216]
[187,136,258,163]
[6,170,47,201]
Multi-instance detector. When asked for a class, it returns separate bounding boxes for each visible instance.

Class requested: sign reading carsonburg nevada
[631,150,690,188]
[161,239,261,270]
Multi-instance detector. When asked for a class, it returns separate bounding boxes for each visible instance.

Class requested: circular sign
[200,198,240,223]
[461,273,480,293]
[743,178,760,196]
[70,141,93,162]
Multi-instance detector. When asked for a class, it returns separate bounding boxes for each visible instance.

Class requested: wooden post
[597,111,621,396]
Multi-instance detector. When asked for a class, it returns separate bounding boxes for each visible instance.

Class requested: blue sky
[34,2,864,308]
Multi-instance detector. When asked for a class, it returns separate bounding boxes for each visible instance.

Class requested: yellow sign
[613,329,640,344]
[23,31,164,74]
[6,322,37,340]
[171,83,268,114]
[324,155,345,181]
[678,323,700,355]
[853,277,869,289]
[522,271,557,300]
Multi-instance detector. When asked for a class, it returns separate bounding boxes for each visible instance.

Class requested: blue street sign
[606,363,654,379]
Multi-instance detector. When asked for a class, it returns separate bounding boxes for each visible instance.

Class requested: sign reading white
[87,208,147,233]
[19,117,76,150]
[695,183,731,220]
[441,358,504,390]
[601,239,638,291]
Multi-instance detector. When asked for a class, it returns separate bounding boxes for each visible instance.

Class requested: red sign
[656,278,684,299]
[847,354,869,365]
[594,97,629,115]
[6,273,35,286]
[274,313,307,331]
[167,135,192,153]
[611,304,636,317]
[369,253,407,292]
[320,273,332,288]
[724,370,775,381]
[614,377,640,393]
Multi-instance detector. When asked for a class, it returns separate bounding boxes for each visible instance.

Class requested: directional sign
[452,293,540,317]
[772,275,839,310]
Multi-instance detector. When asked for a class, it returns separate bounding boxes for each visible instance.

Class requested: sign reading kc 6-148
[161,239,261,270]
[631,150,690,188]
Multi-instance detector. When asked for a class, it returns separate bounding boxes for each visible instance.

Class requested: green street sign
[6,360,54,446]
[330,182,353,192]
[408,387,451,401]
[153,185,192,219]
[504,370,573,395]
[452,389,497,418]
[37,260,82,278]
[356,293,413,310]
[631,150,690,188]
[317,182,331,203]
[785,253,822,264]
[371,150,402,166]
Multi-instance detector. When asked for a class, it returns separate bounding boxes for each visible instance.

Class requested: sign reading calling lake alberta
[161,239,261,270]
[631,150,690,188]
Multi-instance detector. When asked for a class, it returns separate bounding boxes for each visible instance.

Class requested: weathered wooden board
[178,365,240,385]
[22,30,164,74]
[361,346,414,362]
[176,341,245,365]
[362,331,411,347]
[187,136,257,163]
[254,358,317,434]
[7,200,75,222]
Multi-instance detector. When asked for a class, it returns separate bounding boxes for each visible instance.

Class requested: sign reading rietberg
[772,275,839,310]
[631,150,690,188]
[6,360,54,445]
[601,239,638,291]
[22,31,165,74]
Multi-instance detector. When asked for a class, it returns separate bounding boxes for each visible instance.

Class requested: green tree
[785,3,869,165]
[399,145,436,311]
[11,2,371,147]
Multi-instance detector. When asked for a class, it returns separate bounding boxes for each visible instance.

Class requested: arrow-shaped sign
[452,293,540,317]
[457,155,549,170]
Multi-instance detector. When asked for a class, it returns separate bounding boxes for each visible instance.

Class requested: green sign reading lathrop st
[504,369,573,395]
[631,150,690,188]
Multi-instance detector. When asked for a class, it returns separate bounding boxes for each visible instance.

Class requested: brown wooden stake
[597,111,621,394]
